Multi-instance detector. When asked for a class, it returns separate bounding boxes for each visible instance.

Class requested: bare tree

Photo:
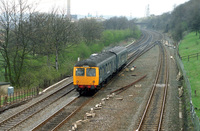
[78,18,104,44]
[0,0,36,86]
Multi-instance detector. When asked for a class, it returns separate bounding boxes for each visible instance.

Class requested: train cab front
[73,66,99,94]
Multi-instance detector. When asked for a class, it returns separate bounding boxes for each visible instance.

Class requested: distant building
[83,15,106,22]
[94,17,106,22]
[71,15,78,22]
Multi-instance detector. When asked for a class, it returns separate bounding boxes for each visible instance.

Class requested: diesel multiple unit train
[73,46,128,94]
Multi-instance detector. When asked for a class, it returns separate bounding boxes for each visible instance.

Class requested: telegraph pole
[146,4,150,17]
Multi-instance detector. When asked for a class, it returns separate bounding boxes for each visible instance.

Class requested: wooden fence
[180,52,200,61]
[0,87,39,110]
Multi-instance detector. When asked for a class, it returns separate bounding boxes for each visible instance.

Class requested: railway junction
[0,29,182,131]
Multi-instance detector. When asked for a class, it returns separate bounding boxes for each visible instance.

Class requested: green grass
[179,32,200,56]
[0,29,141,89]
[179,32,200,117]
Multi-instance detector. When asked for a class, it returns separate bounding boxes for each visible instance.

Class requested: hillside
[179,32,200,117]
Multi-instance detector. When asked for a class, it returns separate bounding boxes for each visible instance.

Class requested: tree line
[0,0,140,88]
[141,0,200,42]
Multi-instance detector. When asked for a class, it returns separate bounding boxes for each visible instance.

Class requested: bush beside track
[0,29,141,89]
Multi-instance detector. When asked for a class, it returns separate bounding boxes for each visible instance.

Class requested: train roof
[75,46,127,67]
[109,46,127,55]
[75,51,115,67]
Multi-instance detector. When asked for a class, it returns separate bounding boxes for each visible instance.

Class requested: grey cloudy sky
[30,0,188,18]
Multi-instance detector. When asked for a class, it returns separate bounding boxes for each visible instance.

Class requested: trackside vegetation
[0,0,141,89]
[24,29,140,89]
[0,29,140,89]
[179,32,200,117]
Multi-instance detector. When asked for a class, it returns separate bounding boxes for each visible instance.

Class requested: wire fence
[0,87,39,111]
[176,46,200,130]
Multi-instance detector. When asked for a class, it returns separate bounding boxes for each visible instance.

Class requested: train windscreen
[76,68,85,76]
[86,68,96,76]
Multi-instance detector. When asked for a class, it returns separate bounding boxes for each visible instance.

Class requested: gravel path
[58,42,180,131]
[0,36,180,131]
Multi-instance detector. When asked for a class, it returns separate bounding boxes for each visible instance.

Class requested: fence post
[19,91,20,102]
[12,92,14,104]
[36,87,39,95]
[26,89,27,100]
[9,94,11,105]
[21,90,22,101]
[31,88,32,96]
[22,90,24,101]
[15,92,17,103]
[4,96,7,106]
[18,91,19,102]
[25,89,27,100]
[32,88,34,97]
[10,94,11,104]
[28,89,30,99]
[15,92,16,103]
[24,89,26,100]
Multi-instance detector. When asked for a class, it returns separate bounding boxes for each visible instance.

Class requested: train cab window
[76,68,85,76]
[87,68,96,76]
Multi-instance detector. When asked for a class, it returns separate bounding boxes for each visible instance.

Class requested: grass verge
[179,32,200,117]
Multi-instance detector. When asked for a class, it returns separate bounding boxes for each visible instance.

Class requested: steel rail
[50,88,103,131]
[9,87,75,130]
[110,75,147,95]
[10,30,151,130]
[47,31,152,131]
[136,43,163,131]
[31,96,79,131]
[0,82,73,130]
[157,46,169,131]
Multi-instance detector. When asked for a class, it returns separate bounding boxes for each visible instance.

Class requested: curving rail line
[31,29,156,131]
[0,29,162,131]
[136,42,169,131]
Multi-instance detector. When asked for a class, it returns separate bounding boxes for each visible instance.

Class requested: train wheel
[94,88,98,93]
[79,90,83,96]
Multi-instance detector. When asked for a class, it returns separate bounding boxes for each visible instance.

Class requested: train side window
[87,68,96,76]
[76,68,85,76]
[100,67,103,76]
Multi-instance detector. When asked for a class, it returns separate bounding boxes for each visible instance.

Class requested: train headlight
[93,81,95,83]
[76,80,79,84]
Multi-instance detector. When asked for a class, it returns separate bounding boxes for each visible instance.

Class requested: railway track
[31,36,153,130]
[136,42,169,131]
[31,95,88,131]
[0,29,160,131]
[29,30,156,131]
[0,81,74,130]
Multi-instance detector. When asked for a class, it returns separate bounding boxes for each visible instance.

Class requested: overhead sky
[30,0,188,18]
